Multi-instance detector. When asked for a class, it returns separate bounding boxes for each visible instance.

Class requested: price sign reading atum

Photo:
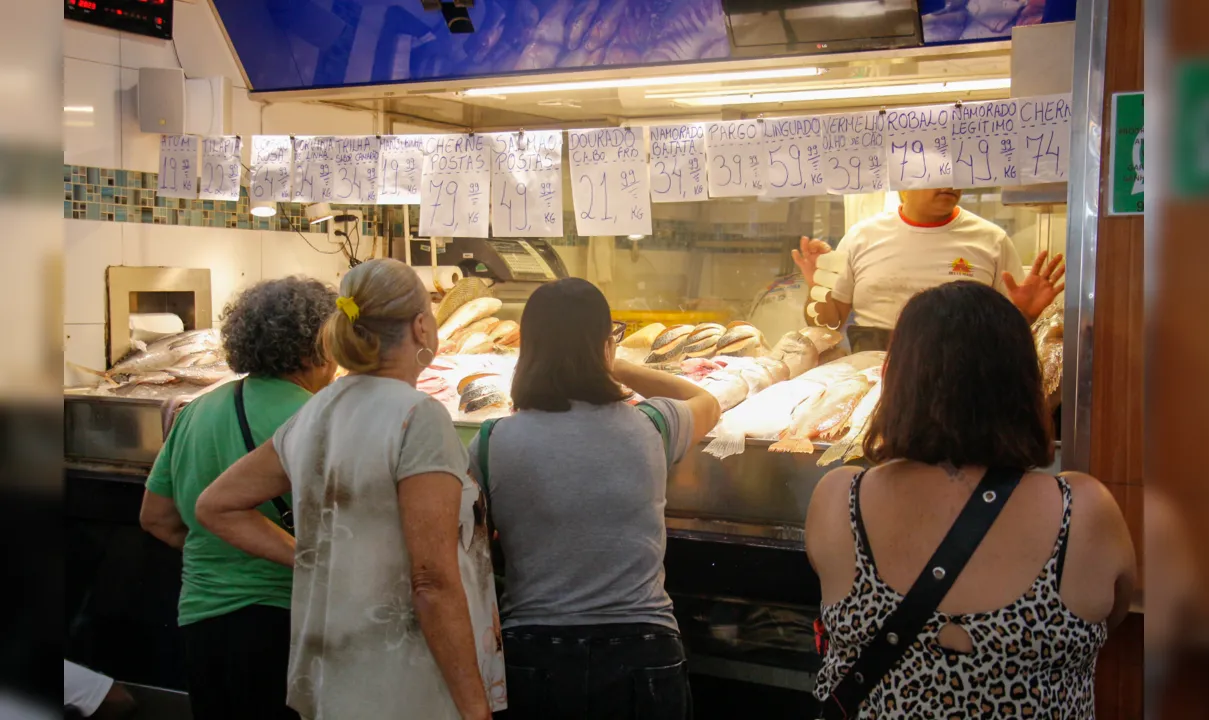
[950,100,1022,188]
[886,105,953,190]
[157,135,198,199]
[705,120,765,198]
[568,127,652,237]
[199,136,241,201]
[821,111,887,194]
[250,135,292,203]
[420,134,490,238]
[377,136,425,204]
[489,130,564,238]
[1016,94,1072,184]
[649,124,707,203]
[761,116,827,198]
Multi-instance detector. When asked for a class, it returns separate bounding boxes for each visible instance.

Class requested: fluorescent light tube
[667,78,1011,107]
[461,66,825,97]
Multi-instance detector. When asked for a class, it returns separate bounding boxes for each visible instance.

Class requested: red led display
[65,0,171,39]
[78,0,96,8]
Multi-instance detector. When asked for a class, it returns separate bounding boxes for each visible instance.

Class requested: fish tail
[769,436,815,454]
[817,439,850,466]
[703,422,746,460]
[843,443,866,463]
[67,362,119,385]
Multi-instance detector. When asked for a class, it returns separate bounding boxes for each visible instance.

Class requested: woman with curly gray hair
[139,276,337,720]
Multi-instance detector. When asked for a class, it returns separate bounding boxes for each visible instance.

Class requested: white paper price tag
[249,136,292,203]
[198,136,241,201]
[886,105,954,190]
[331,136,380,204]
[420,134,490,238]
[649,124,707,203]
[705,120,764,197]
[157,135,198,199]
[489,130,563,238]
[568,127,652,237]
[821,112,887,194]
[761,116,827,197]
[951,100,1023,188]
[1016,93,1073,184]
[377,136,425,204]
[291,136,335,203]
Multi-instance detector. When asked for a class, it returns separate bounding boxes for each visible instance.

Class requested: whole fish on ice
[438,298,503,342]
[770,375,873,455]
[703,375,828,459]
[817,380,882,466]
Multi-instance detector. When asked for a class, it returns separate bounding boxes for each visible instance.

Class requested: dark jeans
[845,325,891,354]
[181,604,298,720]
[499,623,692,720]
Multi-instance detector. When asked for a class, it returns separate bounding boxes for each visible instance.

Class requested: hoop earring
[415,346,435,367]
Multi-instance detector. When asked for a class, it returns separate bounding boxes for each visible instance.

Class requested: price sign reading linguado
[420,134,490,238]
[568,127,652,237]
[761,116,827,198]
[489,130,564,237]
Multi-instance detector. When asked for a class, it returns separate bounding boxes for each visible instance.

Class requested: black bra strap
[1053,477,1070,588]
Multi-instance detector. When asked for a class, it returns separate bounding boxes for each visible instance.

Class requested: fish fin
[768,437,815,454]
[67,362,119,386]
[703,422,746,460]
[843,443,867,463]
[818,439,850,466]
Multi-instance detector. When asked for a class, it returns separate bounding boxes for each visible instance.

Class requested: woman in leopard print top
[806,282,1136,719]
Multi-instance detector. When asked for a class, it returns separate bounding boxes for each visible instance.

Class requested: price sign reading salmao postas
[1108,92,1144,216]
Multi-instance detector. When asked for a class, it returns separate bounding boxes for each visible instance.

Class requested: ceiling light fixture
[63,106,95,113]
[461,66,826,97]
[250,199,277,217]
[305,202,335,225]
[666,78,1011,107]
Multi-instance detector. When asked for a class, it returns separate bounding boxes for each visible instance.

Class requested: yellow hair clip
[336,296,360,323]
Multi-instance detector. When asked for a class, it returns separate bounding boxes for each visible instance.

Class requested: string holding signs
[157,135,198,199]
[199,136,241,201]
[291,136,335,203]
[249,136,292,203]
[1016,93,1072,184]
[648,124,707,203]
[568,127,652,237]
[762,116,827,198]
[420,134,490,238]
[885,106,953,190]
[705,120,764,197]
[951,100,1021,188]
[377,136,425,204]
[488,130,564,238]
[331,136,380,204]
[821,111,887,194]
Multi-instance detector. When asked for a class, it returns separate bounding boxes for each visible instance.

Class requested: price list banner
[821,111,887,194]
[568,127,652,237]
[886,106,953,190]
[761,116,827,197]
[377,136,425,204]
[951,100,1021,188]
[420,134,490,238]
[1016,94,1072,184]
[705,120,764,197]
[157,135,198,199]
[331,136,379,204]
[249,136,292,203]
[199,136,241,201]
[648,124,707,203]
[489,131,564,238]
[291,136,335,203]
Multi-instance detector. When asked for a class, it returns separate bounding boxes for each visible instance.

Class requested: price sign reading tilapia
[886,106,953,190]
[331,136,379,204]
[951,100,1021,188]
[156,135,198,199]
[489,130,563,237]
[1016,93,1073,184]
[648,124,707,203]
[249,135,292,203]
[291,136,335,203]
[706,120,765,197]
[761,116,827,197]
[377,136,425,204]
[821,111,887,194]
[198,136,241,201]
[568,127,652,237]
[420,134,490,238]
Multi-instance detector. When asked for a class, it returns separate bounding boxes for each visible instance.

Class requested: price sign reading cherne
[1108,92,1144,216]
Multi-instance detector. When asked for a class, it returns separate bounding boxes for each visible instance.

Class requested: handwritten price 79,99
[428,179,460,229]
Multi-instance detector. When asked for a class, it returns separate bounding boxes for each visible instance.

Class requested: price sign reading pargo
[821,111,887,194]
[489,130,564,237]
[705,120,765,197]
[420,134,490,238]
[568,127,652,237]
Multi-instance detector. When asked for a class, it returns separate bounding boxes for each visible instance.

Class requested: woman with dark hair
[806,281,1135,719]
[470,277,719,720]
[138,276,338,720]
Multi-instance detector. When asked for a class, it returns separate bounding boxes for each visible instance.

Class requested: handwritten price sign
[291,136,335,203]
[649,124,707,203]
[886,106,953,190]
[420,134,490,238]
[1016,93,1072,184]
[821,111,887,194]
[568,127,652,237]
[705,120,765,197]
[199,136,241,201]
[761,116,827,198]
[249,136,292,203]
[331,136,379,204]
[377,136,425,204]
[489,130,563,237]
[951,100,1021,188]
[157,135,198,199]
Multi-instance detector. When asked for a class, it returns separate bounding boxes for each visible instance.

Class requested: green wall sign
[1108,92,1144,216]
[1175,59,1209,198]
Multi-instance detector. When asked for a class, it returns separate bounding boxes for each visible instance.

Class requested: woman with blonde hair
[197,258,506,720]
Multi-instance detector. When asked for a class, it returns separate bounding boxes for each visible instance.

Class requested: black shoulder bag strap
[233,378,295,534]
[819,467,1025,720]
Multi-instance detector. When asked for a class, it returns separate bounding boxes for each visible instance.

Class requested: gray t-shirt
[468,398,694,631]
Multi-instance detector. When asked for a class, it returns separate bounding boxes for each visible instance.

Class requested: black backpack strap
[819,467,1025,720]
[233,378,294,534]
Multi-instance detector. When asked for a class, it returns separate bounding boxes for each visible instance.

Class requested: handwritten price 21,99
[578,172,614,222]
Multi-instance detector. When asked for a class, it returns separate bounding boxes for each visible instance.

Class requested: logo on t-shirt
[949,257,974,277]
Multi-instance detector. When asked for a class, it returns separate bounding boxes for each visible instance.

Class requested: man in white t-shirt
[793,188,1065,353]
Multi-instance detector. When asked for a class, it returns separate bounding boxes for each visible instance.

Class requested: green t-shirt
[146,376,311,626]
